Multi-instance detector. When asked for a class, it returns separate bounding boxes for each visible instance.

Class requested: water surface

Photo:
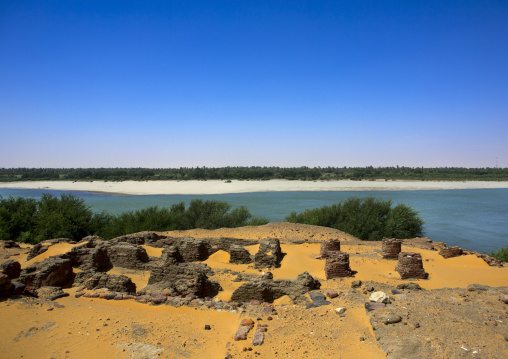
[1,188,506,253]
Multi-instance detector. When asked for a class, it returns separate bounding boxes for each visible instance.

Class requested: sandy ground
[1,223,507,358]
[2,179,508,195]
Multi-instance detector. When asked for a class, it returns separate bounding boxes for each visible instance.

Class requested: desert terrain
[1,223,507,359]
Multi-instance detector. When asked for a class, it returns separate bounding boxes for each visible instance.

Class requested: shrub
[34,193,94,242]
[93,199,269,239]
[0,196,38,242]
[489,246,508,262]
[285,196,423,241]
[0,194,268,242]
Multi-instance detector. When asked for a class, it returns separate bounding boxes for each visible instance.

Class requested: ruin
[381,238,402,259]
[319,239,341,258]
[254,238,284,269]
[324,251,354,279]
[439,246,463,259]
[395,252,428,279]
[229,244,253,264]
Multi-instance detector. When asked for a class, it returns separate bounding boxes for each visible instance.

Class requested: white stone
[335,307,346,314]
[369,291,389,303]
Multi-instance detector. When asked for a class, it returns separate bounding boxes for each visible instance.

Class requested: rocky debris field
[1,223,508,358]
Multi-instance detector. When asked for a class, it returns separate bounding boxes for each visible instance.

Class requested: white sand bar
[1,179,508,195]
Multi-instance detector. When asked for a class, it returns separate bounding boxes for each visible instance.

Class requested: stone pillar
[320,239,341,259]
[439,246,463,259]
[325,251,353,279]
[381,238,402,259]
[395,252,428,279]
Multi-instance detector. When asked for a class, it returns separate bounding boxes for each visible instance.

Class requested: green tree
[0,196,38,242]
[34,193,94,242]
[285,196,424,241]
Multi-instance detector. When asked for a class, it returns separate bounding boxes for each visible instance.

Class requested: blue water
[1,188,507,254]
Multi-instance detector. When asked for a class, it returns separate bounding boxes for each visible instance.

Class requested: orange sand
[2,223,507,359]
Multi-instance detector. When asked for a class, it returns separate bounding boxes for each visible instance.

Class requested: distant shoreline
[2,179,508,195]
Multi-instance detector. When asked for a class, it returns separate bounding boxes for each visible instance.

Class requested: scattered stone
[240,319,255,328]
[234,326,252,341]
[500,295,508,304]
[467,284,490,292]
[75,291,85,298]
[326,290,339,299]
[381,315,402,325]
[252,331,265,346]
[365,302,386,312]
[351,280,362,288]
[204,325,211,330]
[369,291,389,303]
[335,307,346,314]
[151,294,167,305]
[396,283,423,291]
[49,292,70,301]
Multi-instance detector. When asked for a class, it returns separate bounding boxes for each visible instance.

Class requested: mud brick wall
[325,251,353,279]
[381,238,402,259]
[320,239,341,259]
[229,245,253,264]
[395,252,428,279]
[439,246,463,259]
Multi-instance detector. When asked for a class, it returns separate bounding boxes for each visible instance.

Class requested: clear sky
[1,1,507,168]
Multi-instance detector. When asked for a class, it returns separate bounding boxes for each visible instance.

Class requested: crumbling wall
[254,238,284,269]
[439,246,463,259]
[320,239,341,259]
[381,238,402,259]
[395,252,428,279]
[324,251,354,279]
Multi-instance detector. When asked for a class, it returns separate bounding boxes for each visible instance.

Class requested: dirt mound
[162,222,361,242]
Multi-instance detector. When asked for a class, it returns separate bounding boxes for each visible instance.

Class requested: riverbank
[2,179,508,195]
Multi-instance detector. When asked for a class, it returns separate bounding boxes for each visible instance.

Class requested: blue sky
[1,1,507,168]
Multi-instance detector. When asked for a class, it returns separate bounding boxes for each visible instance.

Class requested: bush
[0,196,38,242]
[489,246,508,262]
[0,194,265,242]
[96,200,269,238]
[34,193,94,242]
[285,196,423,241]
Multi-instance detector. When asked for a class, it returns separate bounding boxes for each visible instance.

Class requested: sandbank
[2,179,508,195]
